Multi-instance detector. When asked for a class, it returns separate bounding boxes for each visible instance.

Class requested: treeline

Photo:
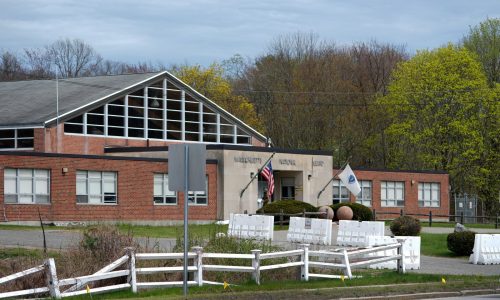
[0,38,166,80]
[1,19,498,213]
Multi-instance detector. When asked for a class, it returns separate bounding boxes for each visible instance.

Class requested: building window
[356,180,372,207]
[281,177,295,200]
[154,174,177,205]
[64,79,253,145]
[76,171,117,204]
[332,179,349,204]
[381,181,405,207]
[4,168,50,204]
[0,129,34,149]
[188,176,208,205]
[418,182,440,207]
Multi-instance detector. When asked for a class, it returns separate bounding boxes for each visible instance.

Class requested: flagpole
[316,157,351,200]
[239,152,275,213]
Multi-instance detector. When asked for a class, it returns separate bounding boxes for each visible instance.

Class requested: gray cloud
[0,0,498,65]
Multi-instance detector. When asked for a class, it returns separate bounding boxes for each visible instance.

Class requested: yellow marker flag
[341,275,345,282]
[223,281,229,290]
[441,277,446,284]
[86,284,90,293]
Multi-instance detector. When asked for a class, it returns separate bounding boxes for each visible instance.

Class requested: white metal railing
[0,242,405,299]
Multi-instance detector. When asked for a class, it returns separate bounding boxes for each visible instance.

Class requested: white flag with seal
[338,164,361,196]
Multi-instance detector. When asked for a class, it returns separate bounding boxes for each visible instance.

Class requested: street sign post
[168,143,206,298]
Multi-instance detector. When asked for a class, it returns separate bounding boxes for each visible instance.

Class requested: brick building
[0,72,449,224]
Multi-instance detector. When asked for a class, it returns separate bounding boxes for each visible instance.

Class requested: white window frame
[0,128,35,150]
[76,170,117,204]
[153,173,177,205]
[63,79,253,145]
[4,168,50,204]
[332,179,349,204]
[188,176,208,205]
[381,181,405,207]
[356,180,372,207]
[418,182,440,207]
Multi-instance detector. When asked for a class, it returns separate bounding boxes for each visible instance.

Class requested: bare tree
[0,51,25,81]
[47,38,102,78]
[24,48,53,79]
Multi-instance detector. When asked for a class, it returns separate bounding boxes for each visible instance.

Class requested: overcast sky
[1,0,498,66]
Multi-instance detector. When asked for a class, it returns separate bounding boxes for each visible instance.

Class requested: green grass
[420,233,467,257]
[64,272,500,299]
[0,247,60,259]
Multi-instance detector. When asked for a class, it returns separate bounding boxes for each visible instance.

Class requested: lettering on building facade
[313,160,324,167]
[279,159,296,166]
[234,157,262,164]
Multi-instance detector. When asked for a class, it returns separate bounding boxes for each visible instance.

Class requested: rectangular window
[332,179,349,204]
[281,177,295,200]
[356,180,372,207]
[4,168,50,204]
[154,174,177,205]
[0,129,34,149]
[418,182,440,207]
[188,176,208,205]
[76,171,117,204]
[381,181,405,207]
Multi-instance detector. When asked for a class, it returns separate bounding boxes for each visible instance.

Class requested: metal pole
[183,144,188,298]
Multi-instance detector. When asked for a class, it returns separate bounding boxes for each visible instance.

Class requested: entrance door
[281,177,295,200]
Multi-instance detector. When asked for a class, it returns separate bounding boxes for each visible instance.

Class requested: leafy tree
[171,63,264,133]
[462,18,500,86]
[379,45,499,213]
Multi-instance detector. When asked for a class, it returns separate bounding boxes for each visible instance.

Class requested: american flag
[261,161,274,200]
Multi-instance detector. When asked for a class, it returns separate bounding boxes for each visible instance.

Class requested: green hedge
[330,202,373,221]
[447,231,476,256]
[390,216,421,236]
[257,200,318,216]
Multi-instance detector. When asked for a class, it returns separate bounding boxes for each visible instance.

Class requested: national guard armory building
[0,72,449,224]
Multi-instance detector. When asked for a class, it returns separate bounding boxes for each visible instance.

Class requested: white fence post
[126,247,137,293]
[342,249,352,279]
[192,246,203,286]
[45,258,61,299]
[397,241,406,274]
[300,244,309,281]
[251,249,261,285]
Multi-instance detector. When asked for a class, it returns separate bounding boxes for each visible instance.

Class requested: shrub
[330,203,373,221]
[447,231,476,256]
[256,199,318,216]
[390,216,421,236]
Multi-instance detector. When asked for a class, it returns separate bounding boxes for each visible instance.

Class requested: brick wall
[0,153,218,223]
[39,124,265,155]
[334,169,450,219]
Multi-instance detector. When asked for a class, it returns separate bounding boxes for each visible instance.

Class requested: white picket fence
[0,243,406,299]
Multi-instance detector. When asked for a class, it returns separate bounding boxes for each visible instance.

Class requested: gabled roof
[0,72,163,127]
[0,72,266,142]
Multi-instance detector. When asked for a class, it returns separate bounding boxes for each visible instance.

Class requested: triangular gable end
[60,72,266,146]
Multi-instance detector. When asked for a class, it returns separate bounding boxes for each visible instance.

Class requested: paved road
[0,229,176,251]
[1,227,499,276]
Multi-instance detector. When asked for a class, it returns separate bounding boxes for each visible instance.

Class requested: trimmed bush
[330,203,373,221]
[256,199,318,216]
[447,231,476,256]
[390,216,421,236]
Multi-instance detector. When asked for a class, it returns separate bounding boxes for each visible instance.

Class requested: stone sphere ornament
[318,206,334,220]
[336,206,353,220]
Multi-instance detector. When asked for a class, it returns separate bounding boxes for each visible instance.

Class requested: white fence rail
[0,243,405,299]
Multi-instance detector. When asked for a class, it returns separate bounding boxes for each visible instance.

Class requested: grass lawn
[420,233,467,258]
[63,272,500,299]
[0,247,60,259]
